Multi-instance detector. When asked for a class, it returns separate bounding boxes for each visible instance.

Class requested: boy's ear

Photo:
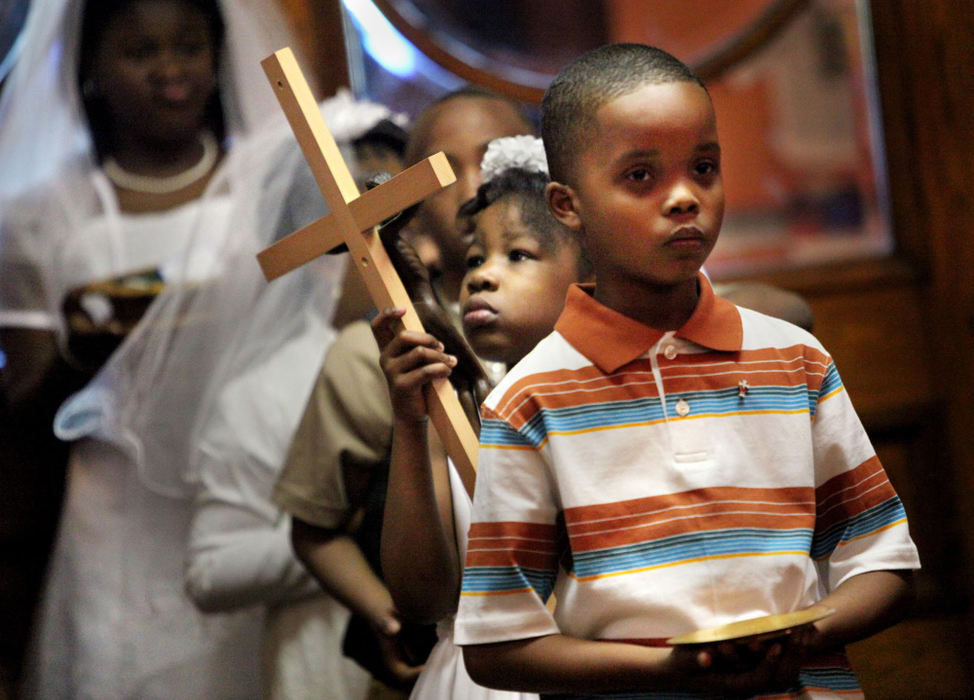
[546,181,582,231]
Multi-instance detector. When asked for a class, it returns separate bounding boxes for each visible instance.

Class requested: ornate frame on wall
[371,0,811,102]
[360,0,893,279]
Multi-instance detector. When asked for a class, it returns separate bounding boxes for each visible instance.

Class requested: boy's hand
[372,616,426,689]
[669,624,817,695]
[343,611,425,691]
[371,307,457,423]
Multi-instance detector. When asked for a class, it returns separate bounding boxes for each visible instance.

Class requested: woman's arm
[184,482,320,612]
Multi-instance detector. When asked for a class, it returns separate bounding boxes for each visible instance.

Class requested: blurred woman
[0,1,328,696]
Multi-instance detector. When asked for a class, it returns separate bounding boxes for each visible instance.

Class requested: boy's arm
[269,320,422,685]
[290,517,400,633]
[463,632,809,696]
[464,634,673,694]
[460,573,913,695]
[372,307,461,623]
[290,518,424,688]
[807,569,914,652]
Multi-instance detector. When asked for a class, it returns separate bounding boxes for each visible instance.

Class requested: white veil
[51,125,348,498]
[0,0,297,200]
[0,0,377,498]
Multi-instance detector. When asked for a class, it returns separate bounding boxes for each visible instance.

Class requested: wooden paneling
[807,281,933,424]
[868,4,974,595]
[848,615,970,698]
[738,1,974,624]
[803,279,965,608]
[764,0,974,686]
[859,0,974,611]
[275,0,349,98]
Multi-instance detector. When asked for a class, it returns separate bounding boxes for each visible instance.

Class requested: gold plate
[666,605,835,646]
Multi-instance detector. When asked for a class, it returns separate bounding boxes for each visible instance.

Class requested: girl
[371,135,592,699]
[0,1,331,696]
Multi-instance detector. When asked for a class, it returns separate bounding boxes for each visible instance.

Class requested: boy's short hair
[403,86,534,166]
[541,43,704,184]
[458,168,592,278]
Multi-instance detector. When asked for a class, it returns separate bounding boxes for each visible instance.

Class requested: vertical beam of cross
[256,48,478,496]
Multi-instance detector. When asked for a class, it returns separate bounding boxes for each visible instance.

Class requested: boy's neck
[594,275,701,331]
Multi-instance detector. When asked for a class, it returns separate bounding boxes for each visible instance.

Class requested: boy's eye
[509,249,534,263]
[695,160,720,177]
[624,167,653,183]
[465,254,484,269]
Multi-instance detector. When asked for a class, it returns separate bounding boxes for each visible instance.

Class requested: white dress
[186,326,370,700]
[20,197,267,699]
[408,463,538,700]
[0,1,330,695]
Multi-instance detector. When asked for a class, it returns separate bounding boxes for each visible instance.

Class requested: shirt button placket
[662,342,686,417]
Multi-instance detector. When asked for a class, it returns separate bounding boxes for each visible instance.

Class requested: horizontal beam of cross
[257,153,455,281]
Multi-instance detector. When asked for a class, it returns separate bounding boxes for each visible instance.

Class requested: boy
[454,44,919,698]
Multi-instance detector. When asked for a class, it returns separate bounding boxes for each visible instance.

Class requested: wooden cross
[256,47,478,496]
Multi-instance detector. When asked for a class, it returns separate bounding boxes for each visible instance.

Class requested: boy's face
[460,198,581,366]
[408,98,532,297]
[548,81,723,292]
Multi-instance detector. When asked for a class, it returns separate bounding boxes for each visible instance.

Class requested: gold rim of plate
[666,604,835,646]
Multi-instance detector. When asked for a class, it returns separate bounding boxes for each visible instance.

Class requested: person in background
[0,0,323,696]
[271,86,536,698]
[455,43,918,698]
[183,102,412,700]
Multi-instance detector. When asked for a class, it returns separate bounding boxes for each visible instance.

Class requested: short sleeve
[454,406,563,646]
[272,320,392,528]
[810,361,921,590]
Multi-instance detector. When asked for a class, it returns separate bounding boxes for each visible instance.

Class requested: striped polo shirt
[454,275,920,698]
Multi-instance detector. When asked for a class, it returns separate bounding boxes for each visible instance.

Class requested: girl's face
[87,0,219,146]
[460,198,582,367]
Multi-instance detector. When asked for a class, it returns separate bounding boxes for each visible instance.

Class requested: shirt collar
[554,272,742,373]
